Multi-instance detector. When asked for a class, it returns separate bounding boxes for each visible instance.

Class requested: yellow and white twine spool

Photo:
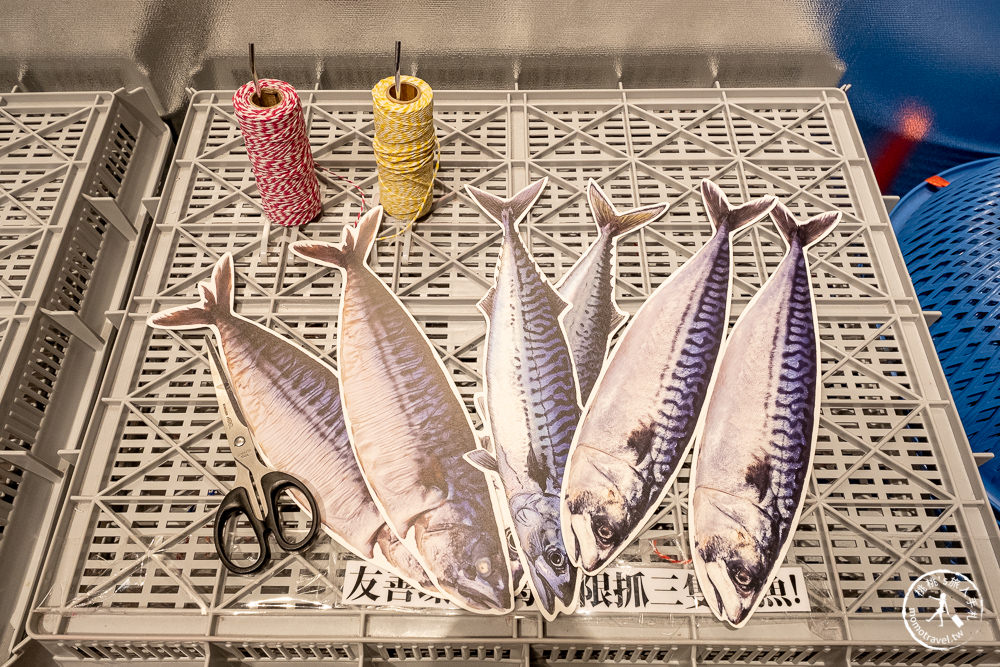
[371,75,439,240]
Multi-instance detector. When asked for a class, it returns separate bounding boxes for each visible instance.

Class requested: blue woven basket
[893,157,1000,508]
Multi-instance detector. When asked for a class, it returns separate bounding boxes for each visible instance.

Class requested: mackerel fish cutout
[474,426,528,596]
[690,203,840,628]
[465,178,580,619]
[147,253,435,592]
[555,180,669,405]
[561,180,777,574]
[291,207,512,614]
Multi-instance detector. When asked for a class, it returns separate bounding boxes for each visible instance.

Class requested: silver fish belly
[469,179,581,618]
[690,205,839,628]
[561,181,776,574]
[291,208,512,614]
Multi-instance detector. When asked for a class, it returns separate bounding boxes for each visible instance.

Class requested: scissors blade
[205,337,269,522]
[206,341,250,429]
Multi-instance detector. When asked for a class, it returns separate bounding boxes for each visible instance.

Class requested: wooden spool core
[387,81,421,104]
[251,87,283,108]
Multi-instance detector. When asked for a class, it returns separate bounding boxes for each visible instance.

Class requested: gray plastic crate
[0,89,172,661]
[23,87,1000,666]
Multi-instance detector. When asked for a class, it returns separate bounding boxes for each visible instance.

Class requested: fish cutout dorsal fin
[477,286,497,315]
[291,207,383,269]
[609,308,627,331]
[546,283,571,317]
[465,179,547,234]
[148,253,235,329]
[772,203,842,250]
[700,180,777,235]
[587,179,668,240]
[479,283,567,318]
[464,449,499,473]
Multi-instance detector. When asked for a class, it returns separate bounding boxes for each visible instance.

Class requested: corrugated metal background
[0,0,843,117]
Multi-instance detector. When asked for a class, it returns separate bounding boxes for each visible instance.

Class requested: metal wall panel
[0,0,843,116]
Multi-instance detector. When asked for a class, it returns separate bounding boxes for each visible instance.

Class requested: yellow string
[371,75,439,242]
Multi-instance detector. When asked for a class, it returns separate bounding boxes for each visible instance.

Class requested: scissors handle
[214,486,271,575]
[214,472,320,575]
[259,470,320,552]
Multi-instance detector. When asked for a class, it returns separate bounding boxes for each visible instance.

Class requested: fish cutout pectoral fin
[474,392,490,427]
[397,483,450,535]
[464,449,499,473]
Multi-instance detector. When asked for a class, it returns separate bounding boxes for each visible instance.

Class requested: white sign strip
[341,562,810,613]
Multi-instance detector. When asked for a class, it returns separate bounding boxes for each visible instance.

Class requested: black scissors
[206,338,320,575]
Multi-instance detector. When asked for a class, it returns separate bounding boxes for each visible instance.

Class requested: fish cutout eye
[728,562,756,595]
[476,557,493,577]
[593,517,615,548]
[544,545,567,573]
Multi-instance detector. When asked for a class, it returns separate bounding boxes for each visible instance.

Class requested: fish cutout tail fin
[772,203,842,249]
[291,206,383,269]
[147,253,235,329]
[587,179,668,239]
[700,180,777,235]
[465,178,547,235]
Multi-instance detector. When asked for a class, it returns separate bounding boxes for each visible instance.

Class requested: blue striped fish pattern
[690,203,840,628]
[147,253,435,592]
[465,179,581,619]
[556,180,668,405]
[561,181,777,574]
[291,208,512,614]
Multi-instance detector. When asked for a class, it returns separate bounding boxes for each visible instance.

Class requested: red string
[315,165,368,226]
[232,79,322,227]
[650,539,691,564]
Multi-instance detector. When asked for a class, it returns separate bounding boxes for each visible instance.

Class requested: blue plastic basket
[892,157,1000,508]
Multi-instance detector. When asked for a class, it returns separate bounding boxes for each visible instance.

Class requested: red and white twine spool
[233,79,322,227]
